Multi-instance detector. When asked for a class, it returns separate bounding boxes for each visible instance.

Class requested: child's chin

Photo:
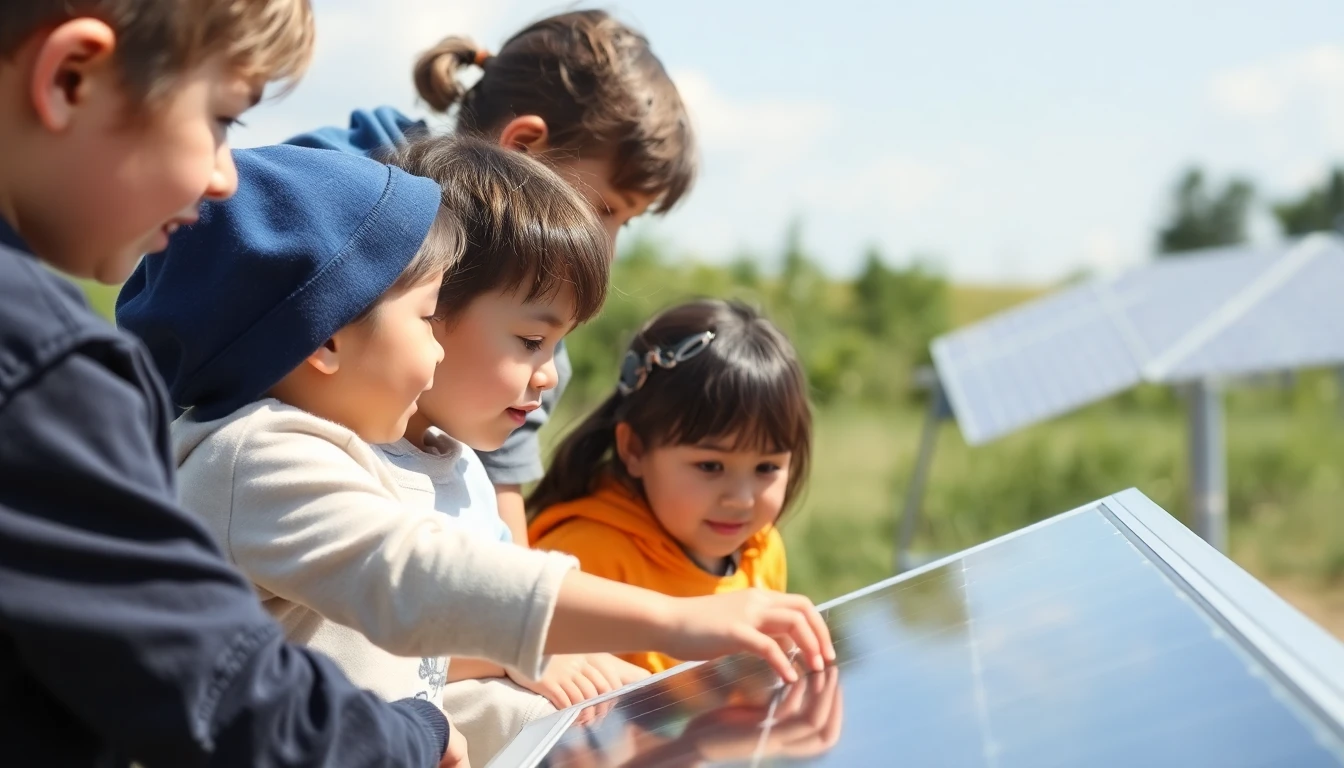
[470,433,509,454]
[369,418,412,446]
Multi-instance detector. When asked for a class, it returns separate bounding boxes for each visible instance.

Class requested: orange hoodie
[529,478,787,674]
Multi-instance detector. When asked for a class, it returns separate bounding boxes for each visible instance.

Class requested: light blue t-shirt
[376,427,513,544]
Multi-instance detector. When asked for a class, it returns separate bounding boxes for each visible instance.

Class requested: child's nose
[532,358,558,392]
[205,145,239,201]
[722,479,754,509]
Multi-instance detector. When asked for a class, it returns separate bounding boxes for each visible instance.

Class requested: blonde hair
[0,0,314,102]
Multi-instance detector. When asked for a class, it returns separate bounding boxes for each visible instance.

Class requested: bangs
[495,218,609,324]
[635,334,811,455]
[391,135,610,324]
[217,0,315,96]
[629,335,813,512]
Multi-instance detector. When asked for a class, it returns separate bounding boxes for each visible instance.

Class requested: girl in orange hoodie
[529,299,813,674]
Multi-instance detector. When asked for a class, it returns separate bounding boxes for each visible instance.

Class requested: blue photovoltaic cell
[1158,243,1344,382]
[513,505,1344,768]
[931,236,1344,445]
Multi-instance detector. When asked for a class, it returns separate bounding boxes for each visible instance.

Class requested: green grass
[547,392,1344,606]
[948,283,1045,327]
[78,279,120,320]
[78,277,1344,631]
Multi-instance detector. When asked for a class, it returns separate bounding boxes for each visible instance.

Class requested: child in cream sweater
[118,141,835,761]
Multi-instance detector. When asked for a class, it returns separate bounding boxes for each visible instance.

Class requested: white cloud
[1078,229,1137,276]
[802,153,952,215]
[672,70,833,179]
[1208,44,1344,149]
[1209,69,1282,118]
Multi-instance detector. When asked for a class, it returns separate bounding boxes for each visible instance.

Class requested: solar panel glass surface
[511,504,1344,768]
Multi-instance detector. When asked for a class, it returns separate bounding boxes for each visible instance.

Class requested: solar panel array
[490,491,1344,768]
[930,234,1344,445]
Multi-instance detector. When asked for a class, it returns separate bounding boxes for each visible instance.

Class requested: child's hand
[661,590,835,682]
[507,653,650,710]
[438,720,470,768]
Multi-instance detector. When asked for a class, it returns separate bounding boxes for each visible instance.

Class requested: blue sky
[235,0,1344,283]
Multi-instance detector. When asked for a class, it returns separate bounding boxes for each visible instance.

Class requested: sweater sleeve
[216,419,575,679]
[0,350,448,767]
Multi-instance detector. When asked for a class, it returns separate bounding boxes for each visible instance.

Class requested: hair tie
[617,331,715,396]
[473,49,492,67]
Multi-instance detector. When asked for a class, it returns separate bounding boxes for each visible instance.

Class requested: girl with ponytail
[528,300,814,675]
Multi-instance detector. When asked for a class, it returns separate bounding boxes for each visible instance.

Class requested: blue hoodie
[117,143,442,422]
[285,105,425,158]
[0,221,449,765]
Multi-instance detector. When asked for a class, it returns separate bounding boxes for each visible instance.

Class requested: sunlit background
[85,0,1344,636]
[236,0,1344,282]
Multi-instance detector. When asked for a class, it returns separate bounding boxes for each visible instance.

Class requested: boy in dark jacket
[0,2,457,765]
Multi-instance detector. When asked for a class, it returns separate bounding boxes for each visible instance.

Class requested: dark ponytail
[412,35,483,113]
[527,394,623,517]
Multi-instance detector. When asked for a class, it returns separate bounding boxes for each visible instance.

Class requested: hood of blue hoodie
[115,143,442,421]
[284,106,426,158]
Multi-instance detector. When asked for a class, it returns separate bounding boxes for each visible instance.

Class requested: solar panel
[931,234,1344,445]
[1152,242,1344,382]
[489,490,1344,768]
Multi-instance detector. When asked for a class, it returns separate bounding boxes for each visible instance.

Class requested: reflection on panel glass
[535,508,1344,768]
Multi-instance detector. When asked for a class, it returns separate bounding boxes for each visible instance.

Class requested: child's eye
[757,463,782,474]
[217,116,246,132]
[695,461,724,473]
[520,337,543,352]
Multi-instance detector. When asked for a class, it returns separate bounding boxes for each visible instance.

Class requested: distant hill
[81,278,1049,328]
[948,283,1045,328]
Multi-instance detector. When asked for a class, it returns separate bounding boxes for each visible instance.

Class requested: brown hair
[0,0,314,102]
[412,9,696,213]
[354,206,464,323]
[528,300,814,518]
[387,134,609,324]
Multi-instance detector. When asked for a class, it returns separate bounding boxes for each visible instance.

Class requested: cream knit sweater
[171,399,576,704]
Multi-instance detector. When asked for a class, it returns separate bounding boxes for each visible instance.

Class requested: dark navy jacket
[0,222,449,766]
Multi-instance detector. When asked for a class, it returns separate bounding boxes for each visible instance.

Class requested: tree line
[564,164,1344,409]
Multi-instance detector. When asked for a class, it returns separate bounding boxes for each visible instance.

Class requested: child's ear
[28,19,117,132]
[497,115,550,155]
[613,422,646,478]
[304,338,341,375]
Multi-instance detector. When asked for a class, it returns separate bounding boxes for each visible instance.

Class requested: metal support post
[895,373,947,574]
[1187,378,1227,552]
